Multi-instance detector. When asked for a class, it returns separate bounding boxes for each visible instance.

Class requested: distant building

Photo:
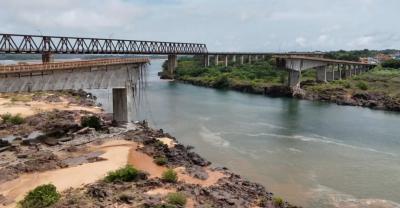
[360,57,378,64]
[375,53,392,63]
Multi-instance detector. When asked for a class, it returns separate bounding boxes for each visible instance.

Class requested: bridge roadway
[274,55,376,88]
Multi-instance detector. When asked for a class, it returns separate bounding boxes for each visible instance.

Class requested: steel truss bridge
[0,33,208,55]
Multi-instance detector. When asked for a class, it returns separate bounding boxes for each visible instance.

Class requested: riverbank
[160,58,400,112]
[0,91,298,208]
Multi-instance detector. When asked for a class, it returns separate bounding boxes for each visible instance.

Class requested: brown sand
[0,140,132,208]
[0,97,101,117]
[128,143,167,178]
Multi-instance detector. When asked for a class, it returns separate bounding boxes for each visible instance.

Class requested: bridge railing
[0,34,208,55]
[0,58,149,74]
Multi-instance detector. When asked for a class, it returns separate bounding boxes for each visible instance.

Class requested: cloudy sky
[0,0,398,52]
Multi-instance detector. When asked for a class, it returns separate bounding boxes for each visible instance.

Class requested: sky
[0,0,399,52]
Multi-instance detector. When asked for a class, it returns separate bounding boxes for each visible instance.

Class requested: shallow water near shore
[90,59,400,208]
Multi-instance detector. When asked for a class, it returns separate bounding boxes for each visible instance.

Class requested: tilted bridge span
[0,33,375,121]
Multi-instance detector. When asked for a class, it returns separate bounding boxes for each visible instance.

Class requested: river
[91,59,400,208]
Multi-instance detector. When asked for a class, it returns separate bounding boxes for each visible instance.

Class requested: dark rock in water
[188,152,211,167]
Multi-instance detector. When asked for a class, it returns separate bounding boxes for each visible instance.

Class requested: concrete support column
[240,55,244,65]
[316,66,327,82]
[338,64,342,80]
[255,55,258,62]
[112,83,134,123]
[224,55,228,67]
[204,55,210,67]
[288,70,301,88]
[232,55,236,64]
[248,55,252,64]
[262,55,265,60]
[215,55,219,66]
[42,52,54,63]
[167,54,177,75]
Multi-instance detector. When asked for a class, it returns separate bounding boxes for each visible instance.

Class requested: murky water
[90,59,400,208]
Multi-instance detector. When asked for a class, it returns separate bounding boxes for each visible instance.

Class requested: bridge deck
[0,58,149,75]
[273,55,375,66]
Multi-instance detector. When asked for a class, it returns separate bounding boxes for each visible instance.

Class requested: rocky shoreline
[0,91,299,208]
[173,78,400,112]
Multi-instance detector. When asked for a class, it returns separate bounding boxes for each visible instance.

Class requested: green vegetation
[172,57,287,92]
[305,65,400,98]
[382,59,400,69]
[18,184,60,208]
[1,113,24,125]
[166,192,187,206]
[272,197,284,207]
[161,168,178,183]
[154,156,168,166]
[356,81,369,90]
[105,165,140,182]
[324,49,399,61]
[81,115,102,130]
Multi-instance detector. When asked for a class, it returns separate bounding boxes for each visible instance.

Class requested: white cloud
[0,0,399,51]
[295,37,307,47]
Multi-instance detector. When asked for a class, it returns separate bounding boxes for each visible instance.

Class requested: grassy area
[304,66,400,98]
[173,57,287,91]
[19,184,60,208]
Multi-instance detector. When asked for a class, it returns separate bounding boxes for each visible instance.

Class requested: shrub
[212,74,230,89]
[105,165,139,182]
[166,192,187,206]
[1,113,24,125]
[273,197,284,207]
[18,184,60,208]
[154,156,168,166]
[161,169,178,183]
[382,59,400,69]
[81,116,102,130]
[356,81,368,90]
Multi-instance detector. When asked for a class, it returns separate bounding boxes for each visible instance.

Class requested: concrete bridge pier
[167,55,177,75]
[224,55,228,67]
[42,52,54,63]
[112,82,134,123]
[215,55,219,66]
[316,66,327,82]
[248,55,252,64]
[240,55,244,65]
[204,55,210,67]
[288,70,301,88]
[232,55,237,64]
